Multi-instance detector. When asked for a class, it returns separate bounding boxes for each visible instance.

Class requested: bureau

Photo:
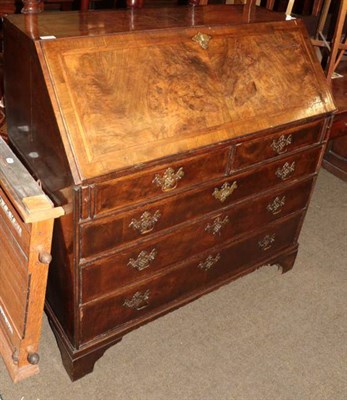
[1,4,336,381]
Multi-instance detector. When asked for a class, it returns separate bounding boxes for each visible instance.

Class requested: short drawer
[233,120,324,169]
[80,146,321,260]
[0,188,30,254]
[93,147,230,216]
[80,213,302,343]
[81,178,313,302]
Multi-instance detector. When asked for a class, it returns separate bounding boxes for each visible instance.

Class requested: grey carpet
[1,169,346,400]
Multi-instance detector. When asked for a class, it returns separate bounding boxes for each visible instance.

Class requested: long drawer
[81,178,313,302]
[80,146,321,260]
[80,213,302,343]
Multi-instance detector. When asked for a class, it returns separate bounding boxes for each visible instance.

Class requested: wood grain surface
[2,5,336,381]
[35,16,335,180]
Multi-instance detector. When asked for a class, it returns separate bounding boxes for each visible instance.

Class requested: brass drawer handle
[128,249,157,271]
[213,181,238,203]
[123,290,150,311]
[153,167,184,192]
[266,196,286,215]
[275,161,295,181]
[129,210,161,234]
[271,134,292,154]
[205,216,230,236]
[258,234,276,251]
[198,253,221,271]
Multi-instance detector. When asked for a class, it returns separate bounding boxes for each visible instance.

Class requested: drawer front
[93,147,230,216]
[0,301,22,351]
[0,188,30,254]
[0,220,29,341]
[233,120,324,169]
[80,213,302,343]
[80,146,321,260]
[81,178,313,302]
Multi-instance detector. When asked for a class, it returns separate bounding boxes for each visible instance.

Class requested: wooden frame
[311,0,347,82]
[0,137,63,382]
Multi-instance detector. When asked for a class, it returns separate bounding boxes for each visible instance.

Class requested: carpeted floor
[0,169,346,400]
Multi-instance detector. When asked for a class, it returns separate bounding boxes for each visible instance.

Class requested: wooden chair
[311,0,347,82]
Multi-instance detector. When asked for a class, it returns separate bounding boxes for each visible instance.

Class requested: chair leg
[266,0,275,10]
[243,0,256,22]
[326,0,347,82]
[312,0,324,16]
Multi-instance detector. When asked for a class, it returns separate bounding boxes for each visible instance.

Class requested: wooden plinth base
[46,246,298,381]
[0,328,39,383]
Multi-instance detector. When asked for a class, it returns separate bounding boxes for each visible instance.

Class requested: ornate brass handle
[205,216,230,236]
[192,32,212,50]
[266,196,286,215]
[198,253,221,271]
[123,290,150,311]
[153,167,184,192]
[271,134,292,154]
[258,234,276,251]
[129,210,161,234]
[128,249,157,271]
[275,162,295,181]
[212,181,238,203]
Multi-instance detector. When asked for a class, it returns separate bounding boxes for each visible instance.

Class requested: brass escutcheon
[128,249,157,271]
[129,210,161,234]
[123,290,150,311]
[192,32,212,50]
[153,167,184,192]
[212,181,238,203]
[266,196,286,215]
[205,216,230,236]
[258,234,276,251]
[198,253,221,271]
[275,162,295,181]
[271,134,292,154]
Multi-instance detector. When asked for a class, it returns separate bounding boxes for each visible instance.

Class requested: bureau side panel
[46,210,78,347]
[3,20,74,205]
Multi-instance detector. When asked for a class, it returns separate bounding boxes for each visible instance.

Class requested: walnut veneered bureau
[0,5,336,381]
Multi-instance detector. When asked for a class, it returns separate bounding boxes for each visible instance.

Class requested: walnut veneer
[1,5,336,381]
